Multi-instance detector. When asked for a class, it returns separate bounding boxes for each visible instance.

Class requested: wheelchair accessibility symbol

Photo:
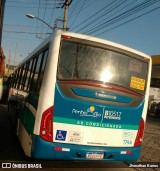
[55,130,67,141]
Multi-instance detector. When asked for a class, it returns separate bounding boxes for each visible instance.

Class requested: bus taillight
[134,118,145,147]
[40,106,53,142]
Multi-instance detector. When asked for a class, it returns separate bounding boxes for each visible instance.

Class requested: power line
[67,1,79,23]
[76,0,125,33]
[68,0,95,19]
[40,0,48,38]
[6,0,58,5]
[86,0,160,35]
[70,0,119,31]
[4,24,48,28]
[36,0,41,37]
[48,0,57,31]
[67,0,87,29]
[96,4,160,36]
[3,30,52,34]
[58,0,97,26]
[5,5,58,9]
[3,35,40,41]
[83,0,136,34]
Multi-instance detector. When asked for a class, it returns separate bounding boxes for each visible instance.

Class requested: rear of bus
[32,31,151,161]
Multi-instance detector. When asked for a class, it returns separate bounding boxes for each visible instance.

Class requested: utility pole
[55,0,72,31]
[54,19,64,30]
[63,0,69,31]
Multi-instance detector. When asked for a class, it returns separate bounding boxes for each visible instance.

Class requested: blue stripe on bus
[72,87,133,103]
[32,134,55,159]
[31,134,141,161]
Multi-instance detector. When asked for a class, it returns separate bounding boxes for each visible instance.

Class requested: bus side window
[36,49,49,93]
[29,48,49,94]
[30,53,43,92]
[12,70,18,88]
[14,68,21,88]
[19,64,27,90]
[28,57,37,91]
[24,60,32,91]
[16,67,24,89]
[21,62,29,90]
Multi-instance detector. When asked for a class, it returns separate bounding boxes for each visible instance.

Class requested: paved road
[138,115,160,163]
[0,103,25,161]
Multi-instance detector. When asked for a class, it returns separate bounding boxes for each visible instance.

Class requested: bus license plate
[86,152,104,159]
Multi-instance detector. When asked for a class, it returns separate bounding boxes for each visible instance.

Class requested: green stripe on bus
[54,117,138,130]
[24,107,35,135]
[19,105,35,135]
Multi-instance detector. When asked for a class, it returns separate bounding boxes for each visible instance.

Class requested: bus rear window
[58,40,148,95]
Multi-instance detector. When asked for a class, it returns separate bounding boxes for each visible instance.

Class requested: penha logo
[72,106,101,118]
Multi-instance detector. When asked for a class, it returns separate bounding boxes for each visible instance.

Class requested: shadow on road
[0,102,26,160]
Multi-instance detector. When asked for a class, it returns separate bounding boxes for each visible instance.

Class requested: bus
[8,30,151,161]
[0,47,5,101]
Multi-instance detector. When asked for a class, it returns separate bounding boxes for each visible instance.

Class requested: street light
[26,14,54,31]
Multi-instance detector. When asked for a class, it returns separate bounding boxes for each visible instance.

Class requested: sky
[2,0,160,65]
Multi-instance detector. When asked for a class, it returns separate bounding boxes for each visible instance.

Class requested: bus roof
[61,30,151,59]
[17,30,151,68]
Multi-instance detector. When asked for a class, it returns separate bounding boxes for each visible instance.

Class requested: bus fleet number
[123,140,132,144]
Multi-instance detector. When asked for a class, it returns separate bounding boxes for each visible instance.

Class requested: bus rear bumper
[31,134,141,161]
